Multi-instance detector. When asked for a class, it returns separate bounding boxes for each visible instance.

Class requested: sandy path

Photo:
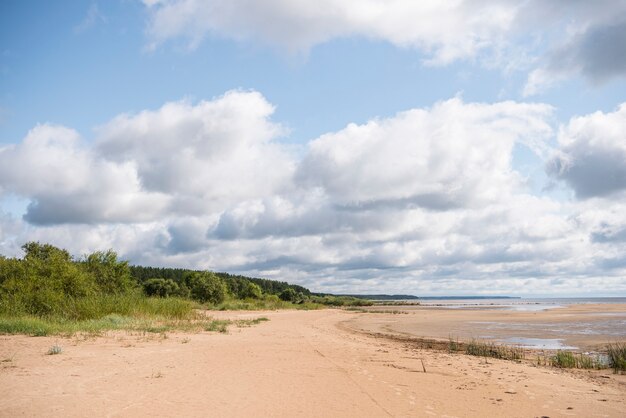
[1,309,624,417]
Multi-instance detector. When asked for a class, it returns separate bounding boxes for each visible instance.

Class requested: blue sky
[1,1,626,296]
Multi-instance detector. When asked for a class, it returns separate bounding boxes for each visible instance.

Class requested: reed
[465,339,524,360]
[606,342,626,373]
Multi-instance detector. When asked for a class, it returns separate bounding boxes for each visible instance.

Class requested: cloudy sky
[1,1,626,296]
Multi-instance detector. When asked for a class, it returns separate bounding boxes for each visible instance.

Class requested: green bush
[240,281,263,299]
[1,243,96,317]
[185,272,227,304]
[143,278,181,298]
[83,250,135,294]
[279,288,297,302]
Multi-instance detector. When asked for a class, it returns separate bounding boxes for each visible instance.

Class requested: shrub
[83,250,135,294]
[1,242,96,317]
[185,272,227,304]
[240,282,263,299]
[279,288,297,302]
[143,278,181,298]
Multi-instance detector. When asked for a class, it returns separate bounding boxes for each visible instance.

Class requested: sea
[416,296,626,311]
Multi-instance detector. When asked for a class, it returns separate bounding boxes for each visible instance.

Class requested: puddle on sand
[496,337,577,350]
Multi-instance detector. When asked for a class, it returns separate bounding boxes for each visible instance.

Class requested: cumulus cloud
[524,17,626,95]
[143,0,626,92]
[2,92,626,295]
[0,91,294,225]
[297,98,553,208]
[0,124,168,224]
[547,103,626,199]
[97,90,295,214]
[142,0,517,63]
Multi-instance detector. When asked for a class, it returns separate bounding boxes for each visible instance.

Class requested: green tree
[184,272,227,304]
[84,250,134,294]
[279,288,297,302]
[241,281,262,299]
[143,278,181,298]
[1,242,95,316]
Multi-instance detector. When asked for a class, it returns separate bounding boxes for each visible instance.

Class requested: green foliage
[22,242,71,263]
[465,339,524,360]
[607,342,626,373]
[185,272,227,304]
[143,278,181,298]
[216,272,310,296]
[279,287,297,302]
[310,295,374,306]
[1,243,96,317]
[83,250,134,294]
[550,350,602,369]
[241,282,262,299]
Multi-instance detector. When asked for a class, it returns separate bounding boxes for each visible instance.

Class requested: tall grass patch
[607,342,626,373]
[465,339,524,360]
[550,350,603,369]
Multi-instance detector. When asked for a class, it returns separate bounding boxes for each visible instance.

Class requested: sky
[1,1,626,297]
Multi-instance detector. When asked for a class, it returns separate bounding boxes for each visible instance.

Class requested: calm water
[417,297,626,311]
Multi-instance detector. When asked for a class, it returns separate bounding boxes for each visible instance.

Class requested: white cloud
[143,0,626,92]
[547,103,626,198]
[0,124,168,224]
[97,90,294,214]
[1,93,625,295]
[143,0,517,63]
[297,98,553,208]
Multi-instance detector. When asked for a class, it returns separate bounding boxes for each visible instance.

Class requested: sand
[1,308,625,417]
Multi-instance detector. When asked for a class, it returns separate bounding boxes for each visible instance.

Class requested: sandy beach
[1,308,625,417]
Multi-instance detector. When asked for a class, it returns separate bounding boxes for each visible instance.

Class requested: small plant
[181,337,190,344]
[47,344,63,355]
[550,350,602,369]
[203,319,231,333]
[465,339,523,361]
[607,342,626,373]
[448,336,459,353]
[235,317,270,327]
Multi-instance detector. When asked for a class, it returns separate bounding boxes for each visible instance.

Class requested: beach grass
[550,350,603,369]
[206,297,323,311]
[465,339,524,361]
[0,313,270,337]
[607,342,626,373]
[448,336,460,353]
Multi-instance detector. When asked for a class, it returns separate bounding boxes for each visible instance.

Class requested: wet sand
[1,309,624,417]
[348,303,626,351]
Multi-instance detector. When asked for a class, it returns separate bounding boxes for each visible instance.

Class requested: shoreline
[347,303,626,352]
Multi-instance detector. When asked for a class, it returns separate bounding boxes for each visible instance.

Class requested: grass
[344,307,408,314]
[607,342,626,373]
[550,350,603,369]
[1,293,195,322]
[0,313,270,337]
[465,339,524,361]
[206,297,323,311]
[448,336,460,353]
